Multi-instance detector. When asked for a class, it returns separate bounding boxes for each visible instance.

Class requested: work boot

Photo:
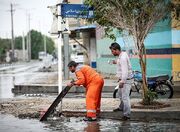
[121,116,130,121]
[83,117,97,121]
[113,108,123,112]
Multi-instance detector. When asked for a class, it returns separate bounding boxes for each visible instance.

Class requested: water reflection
[84,122,100,132]
[0,114,179,132]
[0,114,52,132]
[44,117,180,132]
[118,121,179,132]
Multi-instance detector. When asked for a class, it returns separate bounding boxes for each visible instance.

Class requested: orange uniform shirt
[74,65,100,87]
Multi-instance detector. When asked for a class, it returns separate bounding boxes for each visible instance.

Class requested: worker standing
[109,42,133,121]
[67,61,104,121]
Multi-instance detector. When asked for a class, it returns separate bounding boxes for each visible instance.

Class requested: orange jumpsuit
[73,65,104,118]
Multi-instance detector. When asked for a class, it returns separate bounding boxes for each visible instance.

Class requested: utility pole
[10,3,15,62]
[63,33,69,79]
[58,0,63,94]
[44,35,47,55]
[27,14,31,61]
[22,32,26,61]
[26,31,29,61]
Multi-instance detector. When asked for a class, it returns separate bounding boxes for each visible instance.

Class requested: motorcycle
[113,71,174,99]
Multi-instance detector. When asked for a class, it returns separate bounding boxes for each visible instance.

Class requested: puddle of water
[0,114,52,132]
[0,74,33,98]
[46,117,180,132]
[0,113,180,132]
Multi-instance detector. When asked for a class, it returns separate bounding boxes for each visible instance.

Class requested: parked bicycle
[113,71,174,99]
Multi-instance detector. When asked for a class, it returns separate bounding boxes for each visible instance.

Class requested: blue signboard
[61,4,94,18]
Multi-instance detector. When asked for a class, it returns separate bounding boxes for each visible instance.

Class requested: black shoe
[121,116,130,121]
[113,108,123,112]
[83,117,97,121]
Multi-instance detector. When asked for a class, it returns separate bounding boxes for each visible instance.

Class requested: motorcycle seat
[147,75,169,82]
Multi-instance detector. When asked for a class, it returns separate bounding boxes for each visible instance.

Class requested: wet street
[0,113,180,132]
[0,75,14,98]
[0,114,52,132]
[0,61,180,132]
[0,61,43,98]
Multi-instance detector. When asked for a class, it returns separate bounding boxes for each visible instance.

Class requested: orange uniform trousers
[86,75,104,118]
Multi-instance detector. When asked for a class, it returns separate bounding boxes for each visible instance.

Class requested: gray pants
[118,80,132,117]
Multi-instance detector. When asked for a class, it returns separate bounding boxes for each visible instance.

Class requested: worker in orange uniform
[67,61,104,121]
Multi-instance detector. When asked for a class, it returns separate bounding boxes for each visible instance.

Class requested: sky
[0,0,57,38]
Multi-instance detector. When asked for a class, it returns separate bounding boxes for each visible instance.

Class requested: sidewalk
[0,97,180,121]
[62,98,180,121]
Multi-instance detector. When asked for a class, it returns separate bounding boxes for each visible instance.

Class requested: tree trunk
[138,43,148,100]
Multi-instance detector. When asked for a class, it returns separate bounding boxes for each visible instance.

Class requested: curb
[62,110,180,121]
[13,84,180,94]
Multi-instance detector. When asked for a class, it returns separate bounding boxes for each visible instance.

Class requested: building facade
[95,18,180,81]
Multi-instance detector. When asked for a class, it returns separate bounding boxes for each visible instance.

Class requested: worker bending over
[67,61,104,121]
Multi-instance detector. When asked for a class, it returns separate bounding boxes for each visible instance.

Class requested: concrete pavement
[61,98,180,121]
[1,97,179,121]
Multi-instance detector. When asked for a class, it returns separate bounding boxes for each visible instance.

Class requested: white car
[38,52,46,61]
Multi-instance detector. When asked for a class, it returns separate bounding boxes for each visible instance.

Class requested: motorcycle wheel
[155,83,173,99]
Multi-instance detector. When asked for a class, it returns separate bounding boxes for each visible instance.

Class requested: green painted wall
[97,38,113,55]
[97,58,116,74]
[96,19,174,76]
[97,57,172,76]
[107,58,172,76]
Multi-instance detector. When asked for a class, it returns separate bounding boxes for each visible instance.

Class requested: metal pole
[10,3,15,62]
[44,35,47,55]
[26,32,29,61]
[58,0,63,114]
[13,76,15,87]
[63,33,69,79]
[58,0,63,94]
[28,14,31,61]
[22,32,25,61]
